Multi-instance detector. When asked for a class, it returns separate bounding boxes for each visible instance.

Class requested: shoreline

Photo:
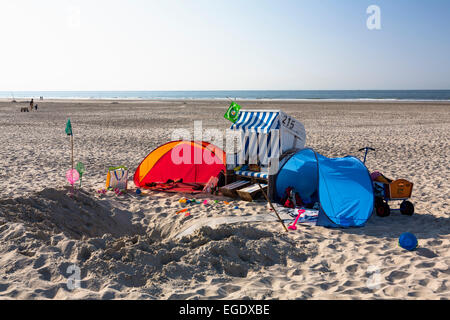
[2,98,450,105]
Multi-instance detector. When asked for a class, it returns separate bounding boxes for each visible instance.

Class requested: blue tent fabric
[315,154,374,227]
[276,149,319,202]
[276,148,374,228]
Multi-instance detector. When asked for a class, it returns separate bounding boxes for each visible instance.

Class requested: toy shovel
[288,209,306,231]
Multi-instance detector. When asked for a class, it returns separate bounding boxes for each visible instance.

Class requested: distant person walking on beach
[35,104,38,111]
[29,98,34,111]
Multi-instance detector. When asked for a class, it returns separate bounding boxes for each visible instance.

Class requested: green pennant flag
[224,101,241,123]
[65,118,73,136]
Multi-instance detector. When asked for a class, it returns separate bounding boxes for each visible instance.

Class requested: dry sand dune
[0,99,449,299]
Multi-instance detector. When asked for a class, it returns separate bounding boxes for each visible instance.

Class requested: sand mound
[73,224,312,296]
[0,187,313,298]
[0,188,144,240]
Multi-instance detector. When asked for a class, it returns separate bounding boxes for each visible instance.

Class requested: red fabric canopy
[134,141,226,193]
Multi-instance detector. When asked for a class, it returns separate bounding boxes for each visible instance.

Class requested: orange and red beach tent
[133,140,225,192]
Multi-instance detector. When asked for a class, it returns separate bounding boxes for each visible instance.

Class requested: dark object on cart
[373,178,414,217]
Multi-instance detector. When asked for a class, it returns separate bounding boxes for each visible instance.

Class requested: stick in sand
[65,118,75,195]
[71,135,74,171]
[257,182,288,232]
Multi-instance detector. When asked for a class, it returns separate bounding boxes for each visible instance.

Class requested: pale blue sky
[0,0,449,90]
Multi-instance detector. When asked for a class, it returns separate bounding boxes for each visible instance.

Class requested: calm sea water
[1,90,450,101]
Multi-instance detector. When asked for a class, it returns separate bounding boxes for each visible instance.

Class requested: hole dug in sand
[81,224,312,292]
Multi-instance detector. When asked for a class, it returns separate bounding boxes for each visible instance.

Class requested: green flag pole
[65,118,74,193]
[65,118,73,169]
[71,135,74,171]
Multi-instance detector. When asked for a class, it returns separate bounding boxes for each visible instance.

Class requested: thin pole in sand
[71,134,74,171]
[65,118,75,196]
[258,182,288,232]
[70,134,74,197]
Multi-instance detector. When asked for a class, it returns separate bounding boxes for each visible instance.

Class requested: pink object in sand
[288,209,306,231]
[66,169,80,185]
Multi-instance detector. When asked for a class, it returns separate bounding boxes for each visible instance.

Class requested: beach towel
[282,208,319,226]
[293,208,319,226]
[144,180,204,194]
[273,204,319,226]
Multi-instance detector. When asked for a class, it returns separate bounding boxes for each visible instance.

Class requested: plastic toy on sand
[288,209,306,231]
[75,162,85,187]
[114,188,126,196]
[66,169,79,186]
[176,208,189,215]
[399,232,418,251]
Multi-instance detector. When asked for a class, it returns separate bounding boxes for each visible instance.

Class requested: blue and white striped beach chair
[226,110,306,200]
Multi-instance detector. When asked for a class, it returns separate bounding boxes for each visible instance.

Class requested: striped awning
[235,170,269,180]
[230,111,280,133]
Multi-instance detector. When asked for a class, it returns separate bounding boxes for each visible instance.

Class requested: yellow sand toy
[372,172,414,217]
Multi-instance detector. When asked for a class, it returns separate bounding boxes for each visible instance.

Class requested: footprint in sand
[32,254,48,269]
[345,264,358,274]
[0,283,9,293]
[416,248,438,258]
[415,261,435,268]
[427,240,442,246]
[318,280,339,291]
[383,285,408,298]
[385,270,410,282]
[37,267,52,281]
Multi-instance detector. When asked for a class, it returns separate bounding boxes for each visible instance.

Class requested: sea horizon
[2,90,450,102]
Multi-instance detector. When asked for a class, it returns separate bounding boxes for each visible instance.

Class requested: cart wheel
[376,200,390,217]
[400,201,414,216]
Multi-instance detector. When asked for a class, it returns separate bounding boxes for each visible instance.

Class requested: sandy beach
[0,99,448,300]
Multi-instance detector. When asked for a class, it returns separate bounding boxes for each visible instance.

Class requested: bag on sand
[106,166,128,190]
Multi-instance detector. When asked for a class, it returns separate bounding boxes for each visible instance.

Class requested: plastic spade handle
[288,209,306,231]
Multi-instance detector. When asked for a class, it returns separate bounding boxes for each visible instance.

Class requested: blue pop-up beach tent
[276,148,374,228]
